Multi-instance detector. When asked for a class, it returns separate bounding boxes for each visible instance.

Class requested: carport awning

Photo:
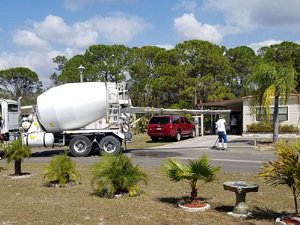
[197,98,246,111]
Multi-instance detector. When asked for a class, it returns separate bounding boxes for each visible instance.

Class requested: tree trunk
[14,159,22,175]
[293,188,299,216]
[273,92,280,143]
[190,189,198,202]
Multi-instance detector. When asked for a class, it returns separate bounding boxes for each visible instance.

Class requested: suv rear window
[149,117,170,124]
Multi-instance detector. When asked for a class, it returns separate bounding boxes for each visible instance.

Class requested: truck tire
[69,135,92,157]
[175,131,181,142]
[99,136,121,154]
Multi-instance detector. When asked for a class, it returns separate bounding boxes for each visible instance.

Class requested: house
[198,95,300,135]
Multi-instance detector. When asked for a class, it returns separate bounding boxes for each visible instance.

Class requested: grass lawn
[0,162,295,225]
[126,133,173,149]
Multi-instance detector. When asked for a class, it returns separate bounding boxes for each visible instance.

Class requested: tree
[175,40,235,104]
[225,46,257,96]
[57,55,86,83]
[128,46,167,107]
[84,44,130,82]
[0,67,42,100]
[246,44,297,142]
[50,55,68,86]
[2,139,31,175]
[262,41,300,92]
[161,155,220,202]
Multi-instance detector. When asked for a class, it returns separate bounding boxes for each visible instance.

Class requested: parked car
[147,115,196,141]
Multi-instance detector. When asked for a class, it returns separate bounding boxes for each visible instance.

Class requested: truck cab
[0,99,20,141]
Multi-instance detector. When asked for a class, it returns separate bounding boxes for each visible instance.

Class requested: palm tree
[246,62,296,142]
[2,139,31,175]
[91,154,148,197]
[258,141,300,216]
[161,155,220,202]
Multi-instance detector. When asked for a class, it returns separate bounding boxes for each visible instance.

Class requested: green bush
[258,141,300,215]
[43,154,80,187]
[132,117,149,134]
[91,153,148,197]
[279,124,300,133]
[247,123,300,133]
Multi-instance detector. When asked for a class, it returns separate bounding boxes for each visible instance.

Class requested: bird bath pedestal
[223,181,259,218]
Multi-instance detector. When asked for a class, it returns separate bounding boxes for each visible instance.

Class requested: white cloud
[90,13,148,44]
[203,0,300,31]
[13,14,148,49]
[172,1,199,13]
[13,30,50,50]
[248,39,282,52]
[3,13,149,87]
[174,13,223,43]
[0,48,82,88]
[64,0,89,11]
[33,15,71,42]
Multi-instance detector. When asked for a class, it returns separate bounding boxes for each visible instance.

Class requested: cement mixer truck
[0,99,20,141]
[20,81,132,157]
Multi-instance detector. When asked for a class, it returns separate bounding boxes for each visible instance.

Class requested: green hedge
[247,123,300,133]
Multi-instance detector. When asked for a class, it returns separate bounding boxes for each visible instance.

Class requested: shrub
[258,141,300,216]
[247,123,299,133]
[43,154,80,187]
[91,154,148,197]
[2,139,31,175]
[279,124,300,133]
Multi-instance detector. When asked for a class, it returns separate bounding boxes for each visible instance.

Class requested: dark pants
[218,131,227,143]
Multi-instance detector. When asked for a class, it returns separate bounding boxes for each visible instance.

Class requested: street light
[78,65,85,83]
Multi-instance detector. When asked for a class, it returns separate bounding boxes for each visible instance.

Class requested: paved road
[20,135,275,173]
[128,135,275,173]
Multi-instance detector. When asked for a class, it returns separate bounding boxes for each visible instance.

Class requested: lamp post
[78,65,85,83]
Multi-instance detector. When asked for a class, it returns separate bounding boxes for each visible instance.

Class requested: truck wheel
[99,136,121,154]
[190,128,196,138]
[175,131,181,142]
[69,135,92,157]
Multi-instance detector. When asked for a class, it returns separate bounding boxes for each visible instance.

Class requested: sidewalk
[150,135,257,151]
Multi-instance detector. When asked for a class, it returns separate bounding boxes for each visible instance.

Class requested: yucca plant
[43,154,80,187]
[91,153,148,197]
[2,138,31,175]
[258,141,300,216]
[162,155,220,202]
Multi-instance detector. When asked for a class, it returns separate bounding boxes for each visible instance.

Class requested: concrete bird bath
[223,181,259,217]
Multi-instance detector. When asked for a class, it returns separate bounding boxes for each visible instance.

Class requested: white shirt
[216,118,226,132]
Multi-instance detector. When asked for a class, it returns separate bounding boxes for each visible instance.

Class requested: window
[172,116,180,124]
[149,116,170,125]
[8,104,19,112]
[256,106,288,122]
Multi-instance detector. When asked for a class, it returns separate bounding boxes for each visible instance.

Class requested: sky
[1,0,300,88]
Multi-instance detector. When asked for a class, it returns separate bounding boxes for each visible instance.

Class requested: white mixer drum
[36,82,108,132]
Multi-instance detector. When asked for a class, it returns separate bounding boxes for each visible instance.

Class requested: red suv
[147,115,196,141]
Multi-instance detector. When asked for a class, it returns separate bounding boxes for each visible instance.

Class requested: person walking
[215,115,228,150]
